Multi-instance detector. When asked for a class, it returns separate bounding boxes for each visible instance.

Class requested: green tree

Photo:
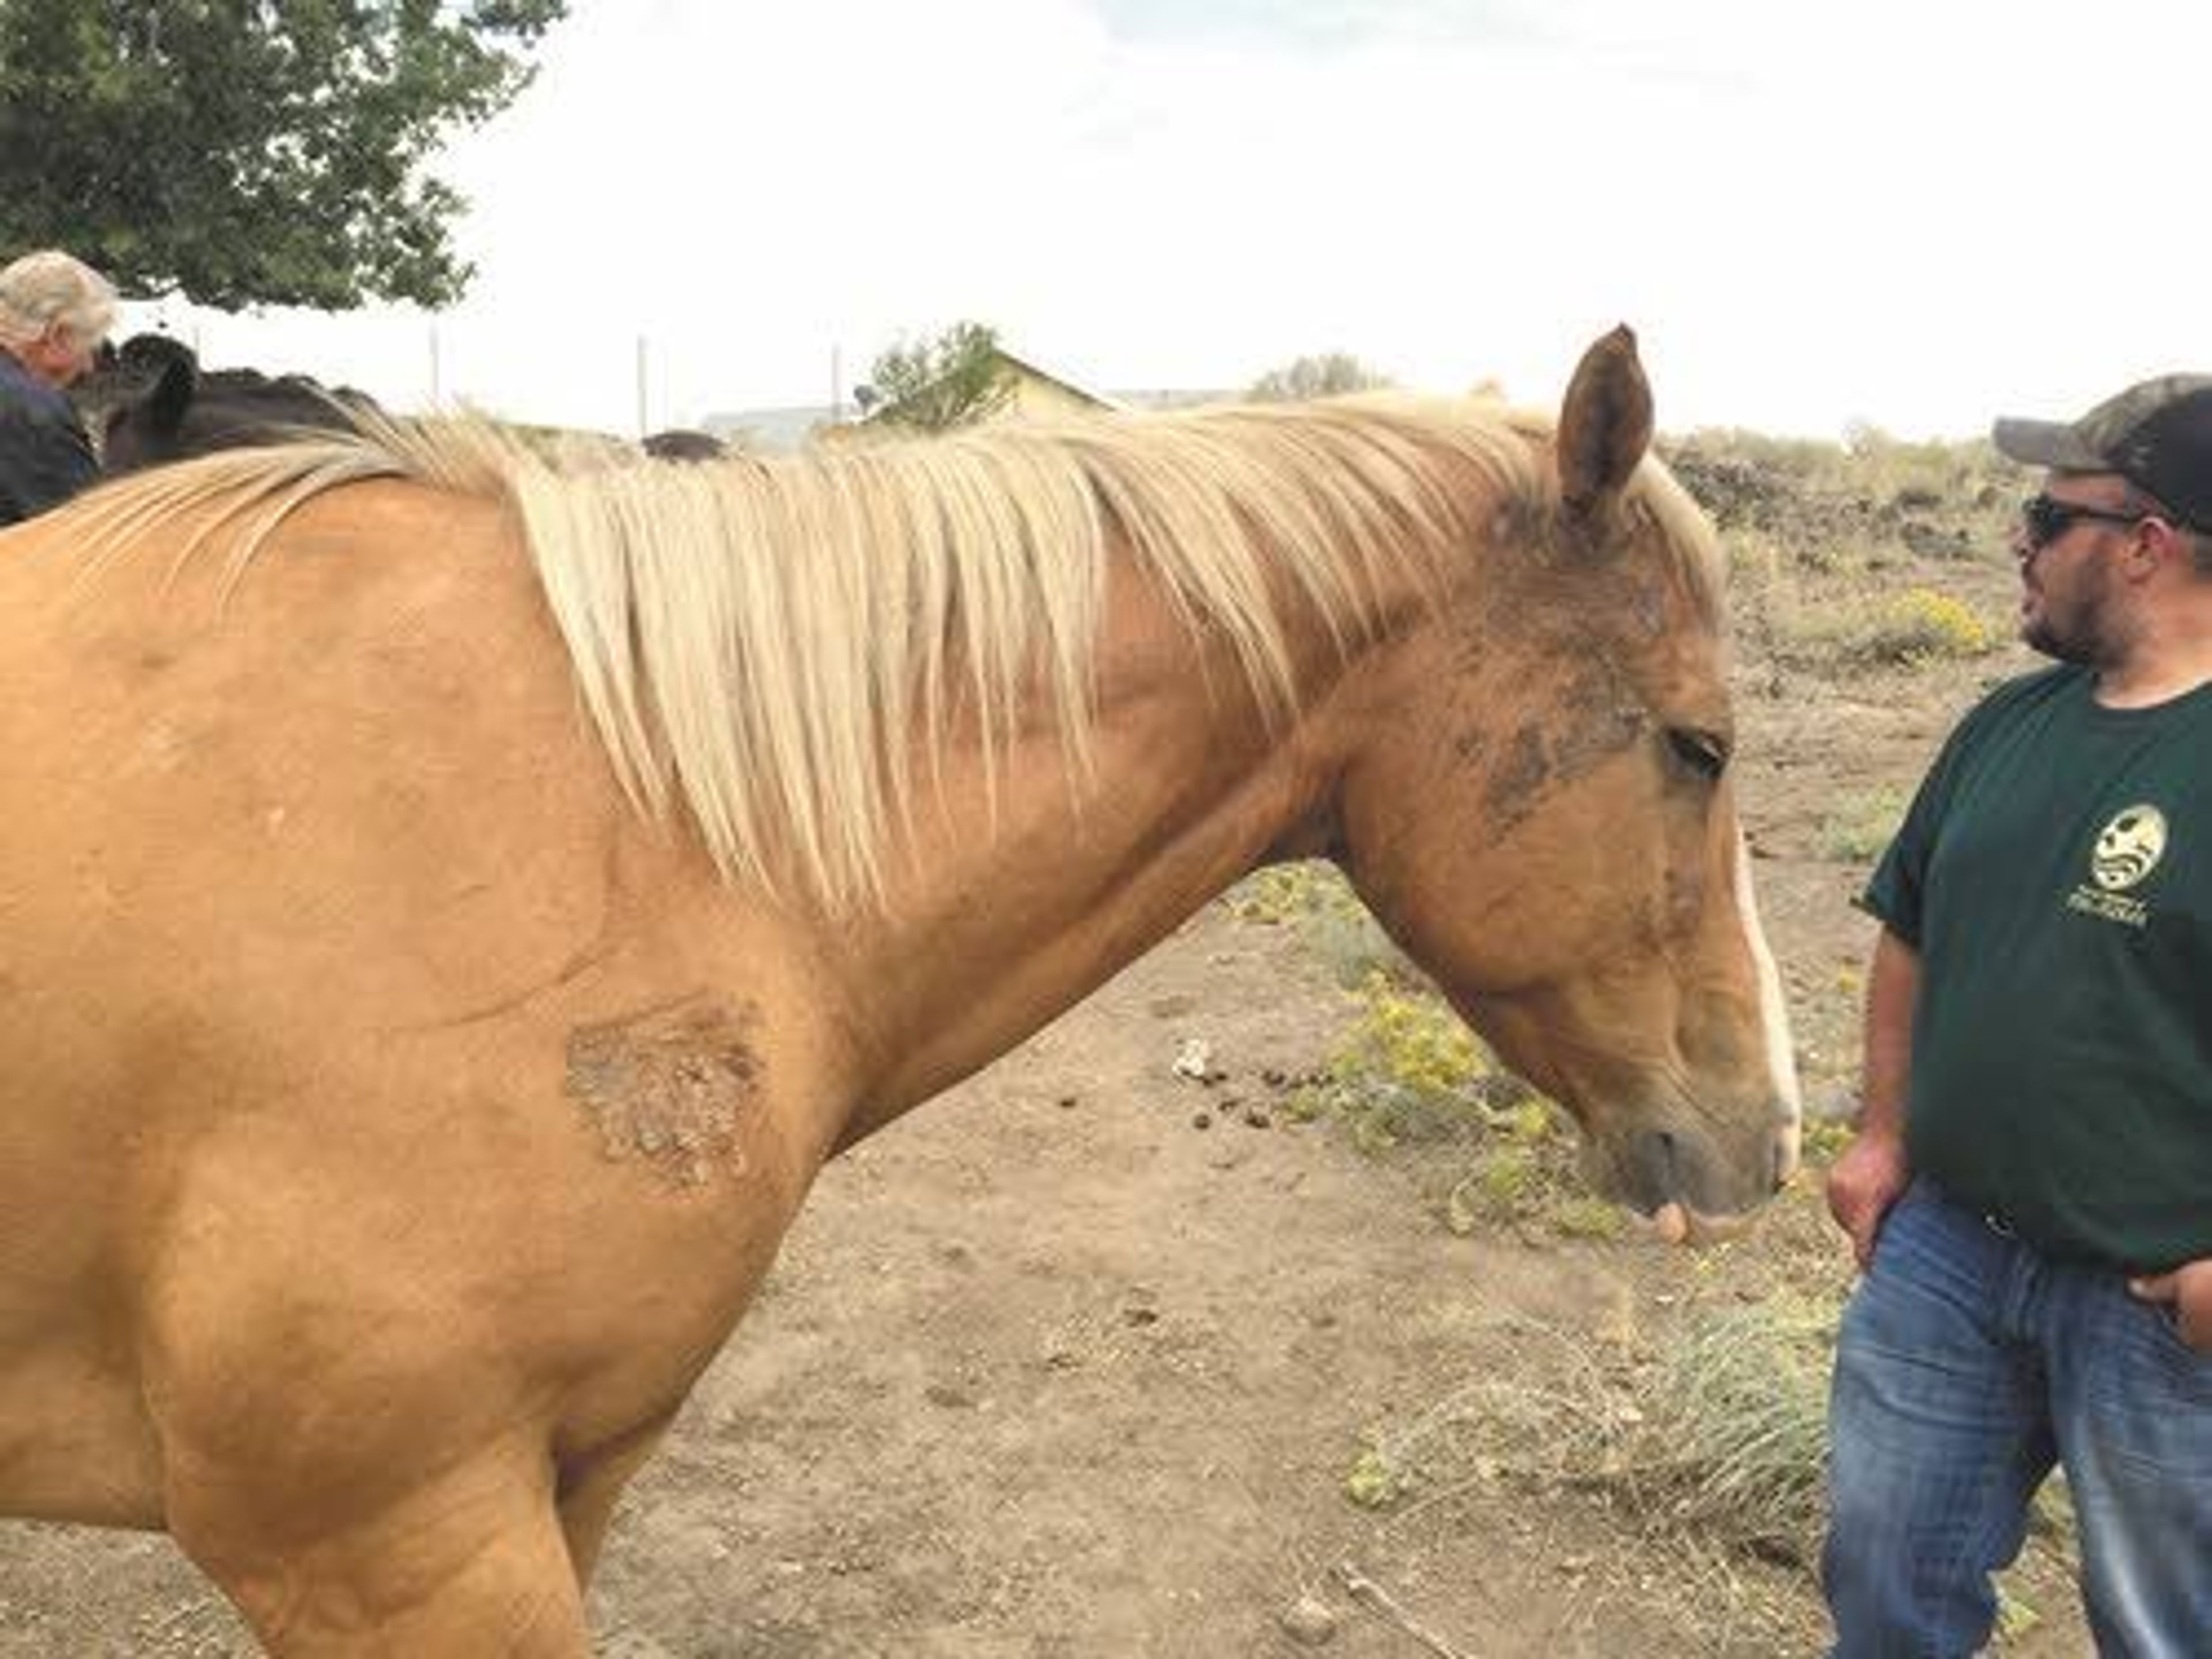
[1247,351,1392,402]
[0,1,567,309]
[856,320,1013,432]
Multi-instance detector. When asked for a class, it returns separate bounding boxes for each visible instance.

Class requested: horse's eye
[1664,726,1730,781]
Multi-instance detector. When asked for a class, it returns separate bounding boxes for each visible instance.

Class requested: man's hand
[1831,929,1919,1273]
[2128,1258,2212,1353]
[1825,1128,1911,1271]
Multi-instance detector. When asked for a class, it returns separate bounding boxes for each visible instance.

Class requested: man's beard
[2022,575,2113,668]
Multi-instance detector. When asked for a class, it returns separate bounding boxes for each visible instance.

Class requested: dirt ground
[0,507,2097,1654]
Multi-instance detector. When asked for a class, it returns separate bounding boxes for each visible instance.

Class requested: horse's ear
[1556,325,1654,522]
[147,356,198,436]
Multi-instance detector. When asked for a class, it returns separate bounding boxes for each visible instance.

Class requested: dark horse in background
[73,334,378,475]
[73,334,729,470]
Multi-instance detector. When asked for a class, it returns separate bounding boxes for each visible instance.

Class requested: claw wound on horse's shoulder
[564,996,763,1188]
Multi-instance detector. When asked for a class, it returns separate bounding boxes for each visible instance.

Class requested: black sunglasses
[2020,493,2154,550]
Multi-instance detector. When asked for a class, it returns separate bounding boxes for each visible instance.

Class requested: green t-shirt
[1863,664,2212,1271]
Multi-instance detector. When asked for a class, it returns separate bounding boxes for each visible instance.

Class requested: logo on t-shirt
[2068,803,2167,927]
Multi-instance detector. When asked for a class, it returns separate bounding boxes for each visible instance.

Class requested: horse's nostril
[1627,1128,1682,1214]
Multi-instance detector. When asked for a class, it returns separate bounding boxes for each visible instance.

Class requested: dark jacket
[0,350,98,526]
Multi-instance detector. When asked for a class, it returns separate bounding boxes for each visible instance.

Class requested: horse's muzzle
[1616,1114,1797,1235]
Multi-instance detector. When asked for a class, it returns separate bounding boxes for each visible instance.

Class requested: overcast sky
[120,0,2212,441]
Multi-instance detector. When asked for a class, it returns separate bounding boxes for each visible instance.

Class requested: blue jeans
[1823,1180,2212,1657]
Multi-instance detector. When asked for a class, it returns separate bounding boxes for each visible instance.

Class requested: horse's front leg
[131,1143,708,1656]
[167,1437,588,1657]
[129,1031,822,1653]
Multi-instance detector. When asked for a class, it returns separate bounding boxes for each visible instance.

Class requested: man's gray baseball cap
[1994,374,2212,532]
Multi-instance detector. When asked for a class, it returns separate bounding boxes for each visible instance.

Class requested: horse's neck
[824,591,1340,1145]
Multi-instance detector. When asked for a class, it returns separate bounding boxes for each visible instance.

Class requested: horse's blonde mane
[69,399,1717,910]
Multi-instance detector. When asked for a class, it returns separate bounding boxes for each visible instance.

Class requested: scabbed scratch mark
[565,997,762,1187]
[1480,664,1647,832]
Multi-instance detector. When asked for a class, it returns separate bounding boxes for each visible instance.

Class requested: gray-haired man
[1,248,117,525]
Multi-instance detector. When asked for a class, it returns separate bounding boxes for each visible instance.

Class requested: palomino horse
[0,326,1798,1653]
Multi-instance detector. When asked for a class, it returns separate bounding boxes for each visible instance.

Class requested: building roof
[984,347,1124,412]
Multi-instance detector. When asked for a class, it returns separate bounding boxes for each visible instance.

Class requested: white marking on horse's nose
[1732,827,1802,1124]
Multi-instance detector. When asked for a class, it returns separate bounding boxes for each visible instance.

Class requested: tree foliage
[1246,351,1393,403]
[0,1,567,309]
[856,320,1013,432]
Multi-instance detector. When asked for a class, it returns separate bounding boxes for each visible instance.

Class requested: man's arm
[1825,926,1918,1269]
[0,409,99,521]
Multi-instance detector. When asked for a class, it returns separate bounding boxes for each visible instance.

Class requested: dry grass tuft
[1820,786,1912,862]
[1622,1297,1836,1559]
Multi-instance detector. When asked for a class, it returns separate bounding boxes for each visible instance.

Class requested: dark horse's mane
[74,334,378,475]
